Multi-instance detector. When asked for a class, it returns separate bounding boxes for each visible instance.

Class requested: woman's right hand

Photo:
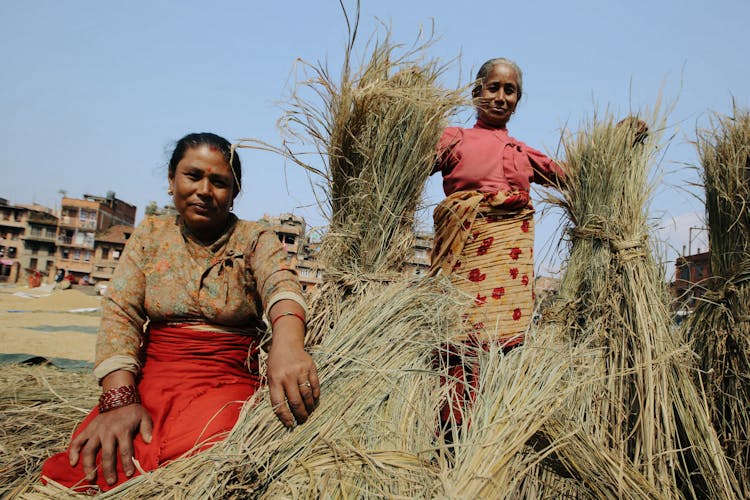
[68,403,153,485]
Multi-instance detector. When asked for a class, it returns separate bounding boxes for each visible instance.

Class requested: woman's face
[168,145,235,242]
[475,63,520,129]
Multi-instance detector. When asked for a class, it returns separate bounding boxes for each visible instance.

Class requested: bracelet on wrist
[271,311,306,329]
[99,385,140,413]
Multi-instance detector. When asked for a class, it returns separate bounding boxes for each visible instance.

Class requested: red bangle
[99,385,140,413]
[271,311,306,329]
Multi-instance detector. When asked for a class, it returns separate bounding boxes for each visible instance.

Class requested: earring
[167,189,173,195]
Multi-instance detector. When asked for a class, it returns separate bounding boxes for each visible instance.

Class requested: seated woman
[42,132,320,493]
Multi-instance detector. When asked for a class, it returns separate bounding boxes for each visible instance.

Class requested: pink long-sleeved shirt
[434,120,563,209]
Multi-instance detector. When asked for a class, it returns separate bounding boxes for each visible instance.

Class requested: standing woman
[431,58,563,426]
[432,57,563,347]
[42,133,320,493]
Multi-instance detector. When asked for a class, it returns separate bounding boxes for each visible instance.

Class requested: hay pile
[687,106,750,495]
[542,112,740,498]
[0,364,97,498]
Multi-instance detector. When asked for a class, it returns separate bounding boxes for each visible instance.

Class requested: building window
[0,246,4,257]
[679,265,689,282]
[61,248,70,259]
[45,228,56,238]
[102,247,109,260]
[84,250,92,262]
[113,249,121,260]
[8,247,16,258]
[30,258,38,270]
[73,249,81,261]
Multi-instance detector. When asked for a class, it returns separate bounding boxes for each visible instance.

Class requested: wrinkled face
[168,145,235,242]
[474,63,520,129]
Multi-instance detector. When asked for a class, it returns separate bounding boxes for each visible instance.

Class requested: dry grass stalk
[545,110,740,498]
[0,364,97,498]
[686,106,750,495]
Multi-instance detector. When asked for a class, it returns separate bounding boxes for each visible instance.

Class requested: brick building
[0,199,59,284]
[91,224,134,284]
[671,250,711,312]
[55,193,136,282]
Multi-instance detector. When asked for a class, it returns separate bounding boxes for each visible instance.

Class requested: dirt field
[0,283,100,362]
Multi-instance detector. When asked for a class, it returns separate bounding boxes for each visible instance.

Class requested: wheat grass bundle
[545,111,740,498]
[687,106,750,495]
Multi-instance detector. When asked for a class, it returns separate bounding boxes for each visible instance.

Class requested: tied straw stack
[686,106,750,497]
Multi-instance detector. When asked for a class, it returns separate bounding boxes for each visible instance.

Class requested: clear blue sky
[2,0,748,276]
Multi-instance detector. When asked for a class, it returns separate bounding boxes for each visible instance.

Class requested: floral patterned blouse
[93,214,305,381]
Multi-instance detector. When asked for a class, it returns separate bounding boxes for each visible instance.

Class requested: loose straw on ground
[0,364,97,498]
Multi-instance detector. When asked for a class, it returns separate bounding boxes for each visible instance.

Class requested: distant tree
[144,201,159,216]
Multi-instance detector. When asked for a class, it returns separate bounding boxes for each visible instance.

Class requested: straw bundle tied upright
[544,111,740,498]
[259,25,465,343]
[687,106,750,496]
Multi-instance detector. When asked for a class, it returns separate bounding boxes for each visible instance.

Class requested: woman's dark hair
[168,132,242,196]
[472,57,524,101]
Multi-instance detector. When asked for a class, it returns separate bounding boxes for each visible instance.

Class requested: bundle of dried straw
[687,106,750,495]
[543,111,740,498]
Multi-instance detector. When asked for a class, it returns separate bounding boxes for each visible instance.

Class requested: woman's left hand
[266,303,320,428]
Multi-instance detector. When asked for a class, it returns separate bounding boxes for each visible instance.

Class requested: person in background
[42,132,320,493]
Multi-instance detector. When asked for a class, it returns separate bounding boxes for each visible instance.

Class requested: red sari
[41,324,260,494]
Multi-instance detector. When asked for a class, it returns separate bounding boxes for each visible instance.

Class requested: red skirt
[41,324,260,493]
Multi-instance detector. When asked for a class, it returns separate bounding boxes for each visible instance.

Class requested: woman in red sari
[42,132,320,493]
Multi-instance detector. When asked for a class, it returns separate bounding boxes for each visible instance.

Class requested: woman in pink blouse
[430,58,563,430]
[42,132,320,493]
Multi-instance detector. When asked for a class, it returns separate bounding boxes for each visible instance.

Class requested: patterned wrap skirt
[431,190,535,346]
[41,324,261,494]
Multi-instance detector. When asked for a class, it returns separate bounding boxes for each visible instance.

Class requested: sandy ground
[0,283,100,362]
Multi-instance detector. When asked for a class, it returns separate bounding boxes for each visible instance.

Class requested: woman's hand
[69,403,153,485]
[266,300,320,428]
[69,369,153,485]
